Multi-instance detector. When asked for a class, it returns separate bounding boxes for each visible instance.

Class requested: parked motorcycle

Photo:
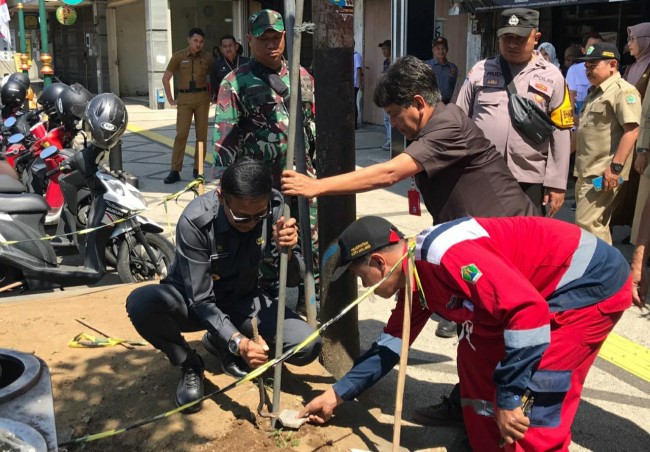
[0,94,175,294]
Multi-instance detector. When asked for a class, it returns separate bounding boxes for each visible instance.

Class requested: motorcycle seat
[0,175,26,194]
[0,193,48,214]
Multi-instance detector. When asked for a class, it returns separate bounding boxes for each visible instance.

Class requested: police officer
[426,37,458,104]
[575,42,641,244]
[126,159,321,413]
[162,28,214,184]
[457,8,575,216]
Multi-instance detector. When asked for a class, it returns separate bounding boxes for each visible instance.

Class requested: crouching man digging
[299,216,631,450]
[127,159,321,413]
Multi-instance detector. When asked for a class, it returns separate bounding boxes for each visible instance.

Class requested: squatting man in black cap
[126,159,321,413]
[298,215,631,451]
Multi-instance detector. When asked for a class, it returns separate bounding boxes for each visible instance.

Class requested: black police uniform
[126,189,321,367]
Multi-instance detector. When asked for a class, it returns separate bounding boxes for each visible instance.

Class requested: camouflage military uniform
[213,59,318,298]
[213,59,316,185]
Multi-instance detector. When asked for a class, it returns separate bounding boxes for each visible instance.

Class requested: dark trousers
[354,87,359,128]
[126,283,322,367]
[519,182,545,216]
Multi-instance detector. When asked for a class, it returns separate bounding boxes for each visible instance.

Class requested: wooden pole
[392,250,413,451]
[197,141,204,195]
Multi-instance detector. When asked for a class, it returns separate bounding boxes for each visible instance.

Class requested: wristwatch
[637,147,649,155]
[228,333,243,356]
[610,162,624,175]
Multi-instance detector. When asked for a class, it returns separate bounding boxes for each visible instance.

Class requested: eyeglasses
[225,200,272,224]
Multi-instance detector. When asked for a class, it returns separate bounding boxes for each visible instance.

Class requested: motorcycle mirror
[8,133,25,144]
[40,145,59,159]
[4,116,16,127]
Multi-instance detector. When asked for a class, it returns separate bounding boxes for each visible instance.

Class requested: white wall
[116,1,148,96]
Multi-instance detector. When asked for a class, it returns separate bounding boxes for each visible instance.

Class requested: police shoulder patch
[461,264,482,284]
[626,94,637,104]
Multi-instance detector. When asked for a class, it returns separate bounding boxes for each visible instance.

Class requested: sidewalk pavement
[10,103,646,451]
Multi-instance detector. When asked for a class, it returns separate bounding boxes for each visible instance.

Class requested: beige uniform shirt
[457,52,573,189]
[166,47,214,92]
[576,73,641,180]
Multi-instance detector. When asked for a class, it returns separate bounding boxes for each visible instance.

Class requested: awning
[461,0,627,13]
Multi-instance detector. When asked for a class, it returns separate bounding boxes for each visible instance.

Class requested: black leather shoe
[192,169,199,179]
[164,170,180,184]
[435,319,457,338]
[202,332,249,378]
[175,356,204,414]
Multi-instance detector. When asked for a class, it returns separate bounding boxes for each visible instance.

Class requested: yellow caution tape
[67,333,147,348]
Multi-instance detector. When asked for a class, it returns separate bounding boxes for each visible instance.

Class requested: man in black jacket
[127,159,321,413]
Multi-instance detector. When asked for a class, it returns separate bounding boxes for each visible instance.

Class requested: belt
[179,87,207,93]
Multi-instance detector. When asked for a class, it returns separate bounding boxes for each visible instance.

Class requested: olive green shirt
[576,72,642,179]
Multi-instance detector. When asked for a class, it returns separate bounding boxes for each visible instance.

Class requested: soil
[0,283,384,452]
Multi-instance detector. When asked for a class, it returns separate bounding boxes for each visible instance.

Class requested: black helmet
[56,83,94,128]
[38,83,67,116]
[85,93,128,149]
[1,80,27,109]
[8,72,30,90]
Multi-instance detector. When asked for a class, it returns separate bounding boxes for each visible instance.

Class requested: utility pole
[312,2,359,379]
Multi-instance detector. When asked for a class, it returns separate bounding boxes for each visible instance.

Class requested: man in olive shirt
[575,42,641,244]
[162,28,214,184]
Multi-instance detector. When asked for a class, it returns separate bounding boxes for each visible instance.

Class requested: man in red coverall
[299,216,632,451]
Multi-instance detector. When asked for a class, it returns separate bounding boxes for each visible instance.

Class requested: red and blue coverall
[332,216,631,451]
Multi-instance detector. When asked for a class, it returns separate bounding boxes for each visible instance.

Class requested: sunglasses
[225,200,272,224]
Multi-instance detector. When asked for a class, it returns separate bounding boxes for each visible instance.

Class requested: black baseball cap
[378,39,391,48]
[576,42,620,61]
[331,216,404,281]
[497,8,539,38]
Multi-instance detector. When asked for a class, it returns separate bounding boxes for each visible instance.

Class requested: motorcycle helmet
[1,80,27,109]
[85,93,128,149]
[37,82,68,116]
[8,72,30,90]
[56,83,94,129]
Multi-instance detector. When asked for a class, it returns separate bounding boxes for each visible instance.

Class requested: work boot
[175,353,204,414]
[435,319,457,338]
[202,332,249,379]
[164,170,180,184]
[412,395,464,427]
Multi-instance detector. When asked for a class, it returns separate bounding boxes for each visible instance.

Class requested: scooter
[0,144,175,294]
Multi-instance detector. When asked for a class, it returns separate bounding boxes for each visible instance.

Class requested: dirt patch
[0,283,383,451]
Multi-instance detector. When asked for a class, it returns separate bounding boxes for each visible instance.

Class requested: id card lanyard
[408,177,421,216]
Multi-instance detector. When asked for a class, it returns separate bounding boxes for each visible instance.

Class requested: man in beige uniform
[575,42,641,244]
[457,8,574,216]
[162,28,214,184]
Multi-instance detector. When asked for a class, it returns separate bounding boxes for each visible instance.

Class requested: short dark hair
[220,35,237,45]
[188,28,205,38]
[582,32,603,47]
[373,55,441,108]
[221,158,273,200]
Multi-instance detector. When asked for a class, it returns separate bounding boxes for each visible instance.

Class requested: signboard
[56,6,77,25]
[461,0,626,13]
[62,0,84,5]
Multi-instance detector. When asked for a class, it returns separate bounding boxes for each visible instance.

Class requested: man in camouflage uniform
[213,9,318,301]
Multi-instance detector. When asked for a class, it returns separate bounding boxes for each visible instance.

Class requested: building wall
[362,0,390,125]
[115,1,147,96]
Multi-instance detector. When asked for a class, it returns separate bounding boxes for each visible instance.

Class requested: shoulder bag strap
[498,56,519,98]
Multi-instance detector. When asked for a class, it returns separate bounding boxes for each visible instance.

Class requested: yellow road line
[599,332,650,383]
[126,123,196,157]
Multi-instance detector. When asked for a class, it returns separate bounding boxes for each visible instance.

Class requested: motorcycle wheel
[116,233,175,284]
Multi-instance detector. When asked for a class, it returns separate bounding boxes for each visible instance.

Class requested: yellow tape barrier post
[392,240,415,451]
[57,249,412,448]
